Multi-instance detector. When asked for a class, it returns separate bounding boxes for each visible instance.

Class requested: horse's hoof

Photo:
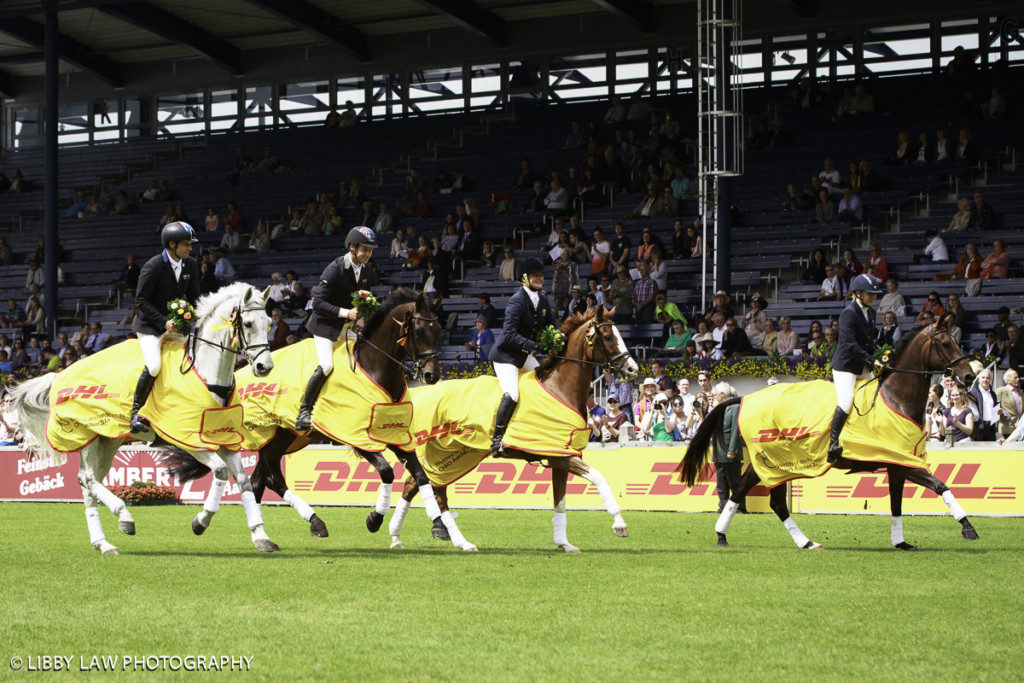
[365,511,384,533]
[254,539,280,553]
[118,520,136,536]
[962,524,979,541]
[613,523,629,538]
[894,541,918,551]
[310,514,329,538]
[803,541,823,550]
[102,547,120,555]
[716,538,729,548]
[458,542,479,552]
[431,518,450,541]
[191,517,207,536]
[557,543,581,554]
[390,537,404,549]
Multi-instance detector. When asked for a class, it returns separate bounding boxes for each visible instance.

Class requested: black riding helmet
[345,226,377,249]
[517,256,545,281]
[161,221,199,250]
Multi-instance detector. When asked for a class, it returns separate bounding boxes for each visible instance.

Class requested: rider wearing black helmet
[295,226,378,431]
[129,221,200,433]
[487,256,555,456]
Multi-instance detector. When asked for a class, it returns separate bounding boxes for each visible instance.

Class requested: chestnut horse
[389,306,640,552]
[680,315,980,550]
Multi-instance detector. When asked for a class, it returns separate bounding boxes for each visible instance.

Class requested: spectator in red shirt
[981,239,1010,279]
[225,201,243,232]
[864,243,889,282]
[920,291,946,318]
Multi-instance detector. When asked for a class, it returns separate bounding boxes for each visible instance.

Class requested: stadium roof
[0,0,1020,100]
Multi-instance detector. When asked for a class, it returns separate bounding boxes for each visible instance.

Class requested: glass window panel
[243,85,274,130]
[92,99,119,130]
[941,33,979,52]
[279,81,329,112]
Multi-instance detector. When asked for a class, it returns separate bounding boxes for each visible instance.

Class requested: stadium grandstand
[0,0,1020,382]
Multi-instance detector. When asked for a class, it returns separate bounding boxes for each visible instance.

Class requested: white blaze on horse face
[609,325,639,379]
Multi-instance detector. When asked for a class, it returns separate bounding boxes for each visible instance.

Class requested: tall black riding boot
[490,393,518,457]
[129,370,156,434]
[826,407,849,463]
[295,367,329,432]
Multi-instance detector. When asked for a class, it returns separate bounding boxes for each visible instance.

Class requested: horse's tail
[678,397,742,486]
[7,373,63,465]
[163,447,211,483]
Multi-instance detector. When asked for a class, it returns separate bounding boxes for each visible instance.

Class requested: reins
[542,321,631,374]
[349,306,440,382]
[180,302,271,375]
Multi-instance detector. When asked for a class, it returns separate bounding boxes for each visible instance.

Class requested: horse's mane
[357,287,417,347]
[892,323,929,360]
[535,309,599,381]
[194,281,254,322]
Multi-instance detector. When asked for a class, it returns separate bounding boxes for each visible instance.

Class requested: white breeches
[139,333,164,375]
[493,356,539,401]
[314,335,335,375]
[832,369,867,412]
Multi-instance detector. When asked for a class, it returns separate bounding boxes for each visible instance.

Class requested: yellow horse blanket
[737,379,928,488]
[231,338,412,452]
[46,339,244,452]
[409,372,590,486]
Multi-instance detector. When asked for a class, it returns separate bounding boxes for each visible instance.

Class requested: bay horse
[388,305,640,553]
[167,288,446,540]
[679,315,980,550]
[11,282,278,554]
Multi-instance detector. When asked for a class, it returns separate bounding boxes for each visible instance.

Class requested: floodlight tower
[697,0,744,308]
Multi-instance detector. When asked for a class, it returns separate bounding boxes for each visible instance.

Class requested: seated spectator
[665,320,691,354]
[405,235,432,270]
[655,187,678,217]
[835,87,855,118]
[971,190,994,229]
[219,224,244,254]
[919,230,949,263]
[464,315,495,362]
[374,202,393,234]
[844,163,862,194]
[627,184,659,220]
[498,247,516,281]
[721,317,753,357]
[934,127,951,162]
[877,278,907,317]
[671,168,692,199]
[810,327,837,360]
[22,297,43,335]
[850,83,875,115]
[439,224,459,260]
[686,225,703,258]
[414,191,431,218]
[279,270,305,311]
[249,222,271,252]
[888,130,912,165]
[480,242,496,269]
[818,158,841,192]
[357,200,376,229]
[702,290,734,324]
[955,129,978,163]
[212,249,235,285]
[0,238,13,266]
[8,169,29,193]
[815,189,835,224]
[600,397,631,442]
[198,261,217,294]
[984,86,1006,120]
[225,201,243,232]
[324,205,343,236]
[267,272,287,304]
[757,319,779,356]
[694,333,722,361]
[818,264,838,301]
[1,297,24,326]
[913,132,933,164]
[267,308,290,351]
[858,159,881,192]
[562,121,585,150]
[141,180,159,202]
[450,167,473,192]
[836,188,863,223]
[802,248,828,284]
[925,384,946,441]
[64,191,89,218]
[945,197,972,232]
[456,218,483,264]
[741,295,768,339]
[840,248,862,276]
[84,322,109,353]
[781,183,804,211]
[864,243,889,281]
[512,159,536,189]
[394,192,414,218]
[980,240,1010,279]
[157,204,178,230]
[113,254,139,293]
[609,267,633,325]
[776,316,800,356]
[227,146,253,184]
[877,311,902,347]
[24,261,43,291]
[252,145,283,174]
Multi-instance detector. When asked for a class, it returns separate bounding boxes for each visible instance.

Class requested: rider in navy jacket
[828,273,886,462]
[488,256,555,455]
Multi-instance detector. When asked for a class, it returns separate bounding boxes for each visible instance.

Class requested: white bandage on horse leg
[783,516,810,548]
[891,516,905,546]
[90,482,125,514]
[579,467,621,517]
[552,511,569,546]
[419,483,442,521]
[440,511,469,547]
[85,507,106,546]
[715,500,739,534]
[374,481,392,515]
[283,489,315,522]
[389,498,411,536]
[942,490,967,521]
[204,476,227,514]
[239,490,264,530]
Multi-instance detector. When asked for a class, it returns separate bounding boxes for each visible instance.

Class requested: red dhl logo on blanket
[755,426,822,443]
[237,382,287,400]
[54,384,114,405]
[413,421,473,446]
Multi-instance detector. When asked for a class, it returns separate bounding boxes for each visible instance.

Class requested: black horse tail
[163,448,212,483]
[678,397,742,486]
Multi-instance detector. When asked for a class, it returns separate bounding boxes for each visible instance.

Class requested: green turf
[1,502,1022,681]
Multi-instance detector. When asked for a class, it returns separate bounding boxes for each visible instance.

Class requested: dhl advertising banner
[2,445,1022,515]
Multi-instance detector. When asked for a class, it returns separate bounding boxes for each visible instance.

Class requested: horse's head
[400,293,443,384]
[926,313,974,387]
[200,284,274,377]
[582,306,639,380]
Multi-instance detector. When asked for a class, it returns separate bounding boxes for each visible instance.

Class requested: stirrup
[826,444,843,463]
[130,414,151,434]
[295,407,313,432]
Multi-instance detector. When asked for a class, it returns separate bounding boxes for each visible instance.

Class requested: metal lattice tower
[697,0,744,307]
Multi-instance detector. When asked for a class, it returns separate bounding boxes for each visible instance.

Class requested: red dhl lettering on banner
[237,381,287,400]
[756,426,821,443]
[54,384,114,405]
[413,421,472,446]
[824,463,996,499]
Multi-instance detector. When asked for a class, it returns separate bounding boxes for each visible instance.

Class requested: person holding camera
[639,392,675,442]
[925,382,946,441]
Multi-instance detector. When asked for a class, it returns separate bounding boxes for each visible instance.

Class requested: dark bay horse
[389,305,640,552]
[170,289,444,538]
[680,316,980,550]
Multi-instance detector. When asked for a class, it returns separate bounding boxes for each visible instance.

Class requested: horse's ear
[415,291,426,311]
[937,312,954,330]
[606,305,617,318]
[243,287,253,303]
[261,285,272,303]
[431,295,443,313]
[595,305,605,321]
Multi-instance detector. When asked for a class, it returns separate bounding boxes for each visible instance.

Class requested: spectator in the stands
[219,224,243,254]
[24,261,43,291]
[450,167,472,192]
[420,256,449,299]
[8,169,29,193]
[626,93,652,123]
[113,254,139,294]
[636,229,659,263]
[720,317,752,358]
[439,224,459,263]
[670,220,689,258]
[0,239,12,267]
[649,250,668,292]
[604,96,626,124]
[889,130,913,165]
[936,242,982,282]
[544,178,569,218]
[482,242,497,269]
[818,158,841,192]
[655,187,678,217]
[224,201,243,233]
[945,197,972,232]
[198,261,217,295]
[815,189,835,224]
[836,187,863,223]
[228,147,252,184]
[405,235,432,270]
[608,222,632,272]
[374,202,393,234]
[248,222,271,252]
[877,311,902,347]
[701,290,734,325]
[605,267,631,325]
[414,191,431,219]
[267,307,289,351]
[511,159,537,191]
[628,184,659,220]
[464,315,495,363]
[818,264,838,301]
[913,132,933,164]
[404,168,424,197]
[22,298,43,335]
[776,316,799,356]
[280,270,305,311]
[1004,328,1024,376]
[85,323,109,353]
[985,86,1006,120]
[456,218,482,264]
[140,180,159,203]
[877,278,907,317]
[918,230,949,263]
[213,249,235,285]
[267,272,287,304]
[589,228,611,276]
[864,243,889,282]
[971,190,994,230]
[859,159,881,192]
[836,248,860,276]
[934,128,951,162]
[981,239,1010,279]
[65,191,89,218]
[850,83,875,115]
[84,193,105,217]
[498,247,516,282]
[671,167,692,200]
[920,292,945,319]
[741,294,767,340]
[955,129,978,163]
[993,307,1013,342]
[564,285,588,320]
[835,87,855,118]
[552,251,576,313]
[946,293,968,328]
[781,183,803,212]
[157,204,178,230]
[357,200,376,230]
[757,318,779,356]
[475,292,499,330]
[979,329,1002,359]
[945,45,974,75]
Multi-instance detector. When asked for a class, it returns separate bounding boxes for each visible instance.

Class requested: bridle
[352,304,441,381]
[543,320,632,376]
[181,301,271,376]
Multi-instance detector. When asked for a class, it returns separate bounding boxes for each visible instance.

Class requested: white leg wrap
[783,516,810,548]
[204,477,227,514]
[440,510,469,547]
[580,467,620,517]
[942,490,967,521]
[419,483,442,521]
[375,481,392,515]
[85,507,106,546]
[715,499,739,534]
[283,489,315,522]
[389,498,411,536]
[90,482,125,514]
[891,516,905,546]
[240,490,264,530]
[552,511,569,546]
